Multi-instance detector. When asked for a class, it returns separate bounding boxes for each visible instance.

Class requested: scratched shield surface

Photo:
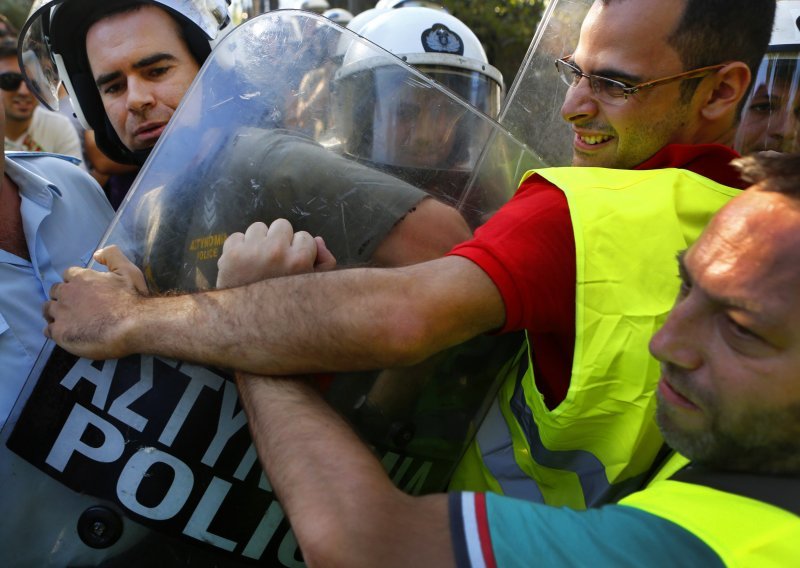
[1,8,555,567]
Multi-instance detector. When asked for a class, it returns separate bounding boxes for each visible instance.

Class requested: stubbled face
[85,5,200,152]
[0,56,37,126]
[650,189,800,474]
[560,0,697,168]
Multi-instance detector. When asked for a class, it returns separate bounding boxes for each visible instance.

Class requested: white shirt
[5,106,84,167]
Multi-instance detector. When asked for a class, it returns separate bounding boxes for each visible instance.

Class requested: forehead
[0,56,20,72]
[574,0,685,74]
[85,5,188,69]
[689,190,800,315]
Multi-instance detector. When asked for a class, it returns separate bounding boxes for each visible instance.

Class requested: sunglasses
[0,72,25,91]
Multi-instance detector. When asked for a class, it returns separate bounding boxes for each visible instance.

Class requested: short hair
[734,153,800,199]
[601,0,776,103]
[667,0,775,78]
[0,39,17,60]
[81,1,210,67]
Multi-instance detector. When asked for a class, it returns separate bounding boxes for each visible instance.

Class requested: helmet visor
[417,64,502,118]
[336,64,495,171]
[735,52,800,154]
[18,0,230,110]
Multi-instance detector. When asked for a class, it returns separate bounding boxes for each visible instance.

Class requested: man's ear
[698,61,751,122]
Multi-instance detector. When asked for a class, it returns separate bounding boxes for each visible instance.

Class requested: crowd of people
[2,0,799,565]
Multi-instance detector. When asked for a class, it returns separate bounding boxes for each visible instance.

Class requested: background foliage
[441,0,546,88]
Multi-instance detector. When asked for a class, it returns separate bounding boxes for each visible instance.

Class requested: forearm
[126,258,500,375]
[235,373,455,567]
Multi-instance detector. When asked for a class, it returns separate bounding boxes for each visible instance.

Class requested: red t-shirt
[448,144,744,408]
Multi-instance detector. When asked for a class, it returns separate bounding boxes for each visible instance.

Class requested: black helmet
[18,0,231,164]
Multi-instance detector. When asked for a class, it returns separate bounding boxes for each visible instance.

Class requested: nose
[126,77,155,113]
[16,78,31,96]
[772,107,800,153]
[560,78,599,124]
[649,296,704,372]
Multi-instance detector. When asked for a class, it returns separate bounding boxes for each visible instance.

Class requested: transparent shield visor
[335,64,494,173]
[497,0,593,166]
[734,52,800,154]
[417,64,502,118]
[18,0,230,111]
[1,14,536,565]
[18,2,61,110]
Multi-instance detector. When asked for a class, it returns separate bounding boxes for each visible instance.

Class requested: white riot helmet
[343,7,503,116]
[334,7,503,205]
[735,0,800,154]
[323,7,354,26]
[18,0,231,164]
[345,8,388,33]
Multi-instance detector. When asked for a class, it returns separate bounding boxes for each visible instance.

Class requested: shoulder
[8,151,85,175]
[450,491,723,568]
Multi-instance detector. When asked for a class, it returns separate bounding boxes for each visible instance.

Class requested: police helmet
[735,0,800,154]
[18,0,231,164]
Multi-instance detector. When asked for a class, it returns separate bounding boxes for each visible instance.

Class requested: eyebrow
[95,53,178,88]
[570,57,643,84]
[677,249,766,318]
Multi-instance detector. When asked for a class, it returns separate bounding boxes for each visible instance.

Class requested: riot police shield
[496,0,593,167]
[2,10,529,566]
[733,0,800,155]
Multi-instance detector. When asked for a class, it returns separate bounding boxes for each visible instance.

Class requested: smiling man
[45,0,775,509]
[0,42,81,160]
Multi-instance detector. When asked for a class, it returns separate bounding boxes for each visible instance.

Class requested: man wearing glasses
[0,42,81,160]
[46,0,775,511]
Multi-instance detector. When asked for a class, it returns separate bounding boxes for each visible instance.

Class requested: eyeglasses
[554,55,726,105]
[0,72,25,92]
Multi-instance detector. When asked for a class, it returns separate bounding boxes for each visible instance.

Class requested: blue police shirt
[0,152,113,430]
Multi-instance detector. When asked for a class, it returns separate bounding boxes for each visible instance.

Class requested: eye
[102,82,123,96]
[147,66,171,79]
[726,315,760,340]
[748,100,775,114]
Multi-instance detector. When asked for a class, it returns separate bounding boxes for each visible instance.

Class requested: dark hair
[734,153,800,199]
[668,0,775,102]
[0,38,17,60]
[80,1,210,67]
[601,0,776,104]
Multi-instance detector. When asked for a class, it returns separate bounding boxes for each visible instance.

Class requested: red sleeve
[447,175,575,336]
[447,175,576,407]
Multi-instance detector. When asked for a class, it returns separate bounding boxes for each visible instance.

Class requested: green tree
[442,0,546,88]
[0,0,33,32]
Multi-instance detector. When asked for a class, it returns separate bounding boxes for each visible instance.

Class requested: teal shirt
[449,491,724,567]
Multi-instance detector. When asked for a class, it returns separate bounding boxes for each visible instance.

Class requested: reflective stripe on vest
[450,167,740,509]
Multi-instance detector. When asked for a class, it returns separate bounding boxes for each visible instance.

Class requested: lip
[573,129,615,151]
[133,122,167,143]
[658,377,700,411]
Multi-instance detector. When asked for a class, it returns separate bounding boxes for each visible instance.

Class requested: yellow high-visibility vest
[450,167,739,508]
[620,454,800,566]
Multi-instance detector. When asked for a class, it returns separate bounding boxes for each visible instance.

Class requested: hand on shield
[216,219,337,289]
[43,246,147,359]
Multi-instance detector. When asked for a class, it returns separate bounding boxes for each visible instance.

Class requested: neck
[678,118,737,149]
[4,116,32,141]
[0,172,30,260]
